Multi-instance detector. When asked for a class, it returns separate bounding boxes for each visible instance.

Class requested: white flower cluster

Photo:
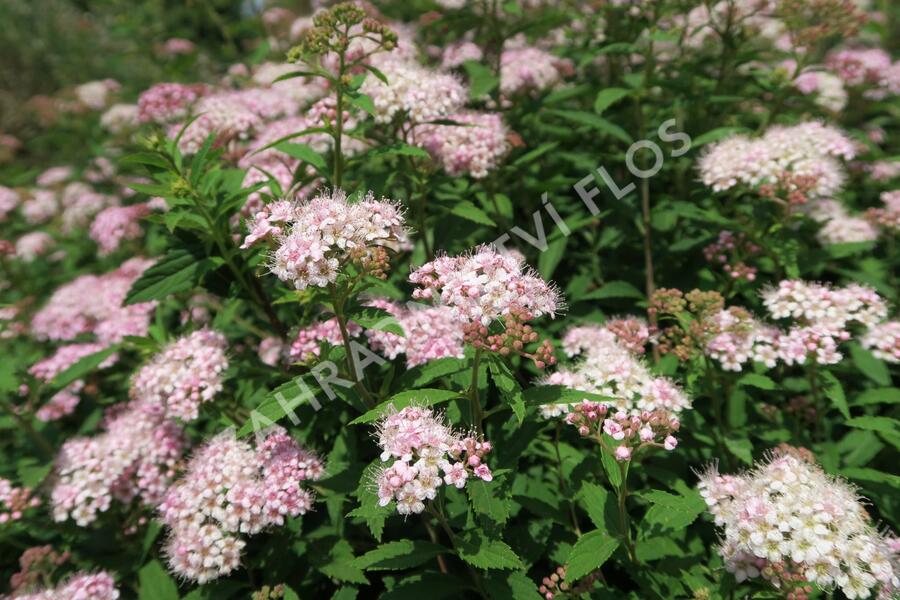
[699,452,899,599]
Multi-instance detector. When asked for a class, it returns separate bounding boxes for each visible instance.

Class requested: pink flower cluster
[410,246,561,327]
[51,400,186,526]
[89,203,151,255]
[826,48,900,99]
[266,189,409,290]
[172,94,263,154]
[544,321,690,421]
[14,231,54,263]
[131,329,229,421]
[762,280,887,330]
[0,478,41,523]
[416,112,510,179]
[160,428,323,583]
[499,46,572,98]
[137,82,208,124]
[566,401,679,461]
[0,185,20,221]
[361,54,467,124]
[14,571,119,600]
[289,317,362,362]
[861,320,900,363]
[699,452,899,599]
[31,258,156,344]
[804,198,879,246]
[375,405,493,515]
[699,121,856,198]
[365,300,466,367]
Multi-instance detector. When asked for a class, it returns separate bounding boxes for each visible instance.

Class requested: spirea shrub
[0,1,898,598]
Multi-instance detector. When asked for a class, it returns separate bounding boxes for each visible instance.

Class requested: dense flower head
[441,40,483,69]
[13,571,120,600]
[36,166,73,187]
[705,308,780,371]
[159,428,323,583]
[698,452,899,599]
[361,54,467,124]
[137,82,208,124]
[50,400,187,526]
[761,280,887,331]
[416,111,510,178]
[866,190,900,231]
[28,343,118,421]
[793,68,848,112]
[565,401,681,460]
[861,320,900,363]
[364,299,466,367]
[22,189,59,225]
[826,47,900,98]
[89,203,150,255]
[543,322,691,421]
[14,231,54,263]
[375,405,493,515]
[409,246,561,327]
[499,46,572,97]
[267,189,410,290]
[31,258,156,343]
[289,317,362,362]
[699,121,856,199]
[131,329,229,421]
[562,318,650,358]
[100,103,139,134]
[171,94,263,154]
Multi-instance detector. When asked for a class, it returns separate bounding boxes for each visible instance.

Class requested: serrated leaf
[594,87,630,115]
[395,357,468,389]
[352,539,446,571]
[237,378,321,437]
[577,482,615,532]
[450,200,496,226]
[852,388,900,406]
[348,462,392,541]
[724,437,754,465]
[124,248,218,305]
[821,371,850,420]
[350,389,460,425]
[489,359,524,424]
[483,570,543,600]
[565,530,619,581]
[457,531,523,570]
[523,385,613,406]
[549,110,633,144]
[467,476,510,526]
[347,307,405,336]
[845,416,900,435]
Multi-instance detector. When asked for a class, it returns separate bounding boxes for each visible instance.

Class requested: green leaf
[467,476,510,526]
[457,531,523,570]
[852,388,900,406]
[845,416,900,435]
[593,87,630,115]
[737,373,778,390]
[381,573,469,600]
[352,539,446,571]
[237,378,321,437]
[463,61,498,99]
[349,93,377,116]
[565,530,619,581]
[548,110,633,144]
[849,343,891,386]
[523,385,613,406]
[692,127,750,147]
[841,467,900,488]
[579,280,643,301]
[395,357,468,389]
[724,436,754,465]
[350,389,461,425]
[450,200,496,226]
[577,482,615,532]
[820,371,850,420]
[348,462,392,540]
[641,490,706,531]
[600,447,622,488]
[275,142,327,171]
[483,571,544,600]
[538,237,567,279]
[138,560,179,600]
[124,248,218,305]
[49,345,119,391]
[347,307,405,336]
[512,142,559,166]
[489,359,524,424]
[368,144,431,159]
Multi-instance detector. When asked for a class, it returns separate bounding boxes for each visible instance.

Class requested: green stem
[555,423,582,536]
[469,348,484,434]
[0,398,54,459]
[616,463,638,564]
[333,31,347,189]
[329,284,375,408]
